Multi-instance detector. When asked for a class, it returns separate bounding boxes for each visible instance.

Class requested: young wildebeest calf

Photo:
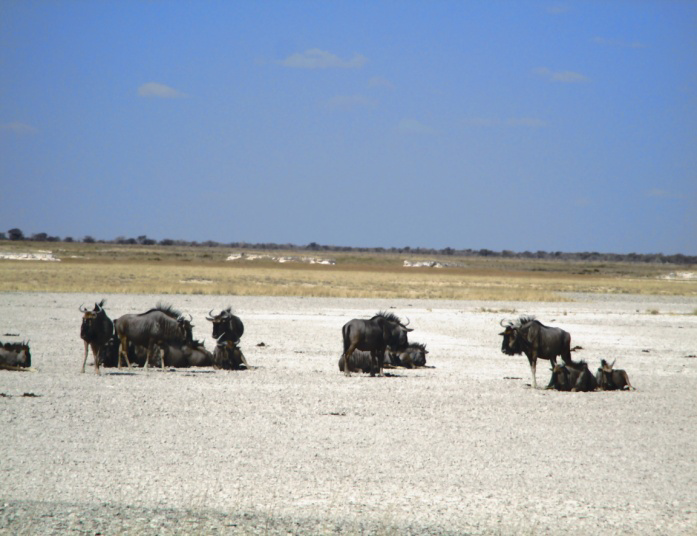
[596,359,634,391]
[0,341,32,370]
[547,360,597,392]
[213,338,248,370]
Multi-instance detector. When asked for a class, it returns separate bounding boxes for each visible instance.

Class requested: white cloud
[368,76,395,90]
[0,121,37,134]
[325,95,378,110]
[593,37,646,49]
[646,189,686,200]
[138,82,188,98]
[279,49,367,69]
[397,118,437,135]
[534,67,590,83]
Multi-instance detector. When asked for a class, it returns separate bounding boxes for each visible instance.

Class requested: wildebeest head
[177,314,194,344]
[206,307,244,341]
[80,300,107,341]
[596,359,633,391]
[499,316,534,356]
[548,363,572,391]
[374,312,413,352]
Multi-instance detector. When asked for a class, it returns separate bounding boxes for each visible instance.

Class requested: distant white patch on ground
[403,260,444,268]
[661,272,697,280]
[0,250,60,262]
[226,253,335,265]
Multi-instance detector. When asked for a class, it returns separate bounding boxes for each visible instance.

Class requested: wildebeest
[341,312,413,377]
[0,341,32,370]
[80,299,114,374]
[213,337,248,370]
[338,350,373,373]
[596,359,635,391]
[546,360,597,392]
[160,340,214,368]
[206,307,244,343]
[98,335,146,368]
[114,304,193,370]
[499,316,580,389]
[386,342,429,368]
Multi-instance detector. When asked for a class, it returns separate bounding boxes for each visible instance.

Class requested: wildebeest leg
[118,336,132,369]
[621,371,635,390]
[343,344,358,376]
[369,350,378,377]
[377,349,385,376]
[529,356,538,389]
[81,340,90,373]
[91,342,101,375]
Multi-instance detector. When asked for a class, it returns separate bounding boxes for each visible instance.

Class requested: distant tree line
[2,227,696,265]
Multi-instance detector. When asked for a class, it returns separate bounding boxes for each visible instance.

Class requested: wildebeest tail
[571,345,583,352]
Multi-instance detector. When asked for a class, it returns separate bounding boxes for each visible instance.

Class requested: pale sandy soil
[1,292,696,535]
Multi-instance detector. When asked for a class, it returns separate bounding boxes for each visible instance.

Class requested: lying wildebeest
[114,304,193,370]
[160,340,214,368]
[341,312,413,377]
[596,359,635,391]
[80,299,114,374]
[386,342,429,368]
[500,316,581,389]
[546,360,598,392]
[0,341,32,370]
[206,307,244,343]
[213,337,248,370]
[338,350,373,373]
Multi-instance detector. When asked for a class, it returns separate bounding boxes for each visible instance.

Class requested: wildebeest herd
[0,300,634,391]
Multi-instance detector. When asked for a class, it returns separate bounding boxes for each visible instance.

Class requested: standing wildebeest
[500,316,580,389]
[596,359,635,391]
[0,341,32,370]
[341,312,413,377]
[80,299,114,374]
[114,304,193,370]
[386,342,429,368]
[206,308,244,343]
[213,337,248,370]
[547,360,597,392]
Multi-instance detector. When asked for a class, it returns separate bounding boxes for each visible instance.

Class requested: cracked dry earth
[1,292,696,535]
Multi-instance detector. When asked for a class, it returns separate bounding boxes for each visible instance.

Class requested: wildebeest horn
[206,309,218,321]
[79,304,89,313]
[95,302,103,313]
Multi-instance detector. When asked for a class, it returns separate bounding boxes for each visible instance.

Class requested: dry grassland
[0,242,695,300]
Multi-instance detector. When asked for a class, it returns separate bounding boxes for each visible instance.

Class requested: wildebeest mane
[139,302,182,319]
[372,311,403,325]
[514,315,537,328]
[408,342,427,352]
[2,341,29,351]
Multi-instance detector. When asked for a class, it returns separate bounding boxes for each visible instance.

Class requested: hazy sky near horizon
[1,1,695,254]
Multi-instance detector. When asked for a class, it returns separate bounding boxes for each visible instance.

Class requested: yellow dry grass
[1,246,695,301]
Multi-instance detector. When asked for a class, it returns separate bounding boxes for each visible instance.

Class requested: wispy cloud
[397,118,437,135]
[463,117,549,128]
[646,189,686,200]
[279,49,367,69]
[534,67,590,83]
[0,121,37,134]
[368,76,395,90]
[325,95,378,110]
[593,37,646,49]
[138,82,188,98]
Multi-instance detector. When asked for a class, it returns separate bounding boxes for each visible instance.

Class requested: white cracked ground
[1,292,696,535]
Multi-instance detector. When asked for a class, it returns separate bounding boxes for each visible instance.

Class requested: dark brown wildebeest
[114,304,193,370]
[80,299,114,374]
[546,360,597,392]
[0,341,32,370]
[341,312,413,377]
[160,340,214,368]
[386,342,429,368]
[206,307,244,343]
[213,337,248,370]
[338,350,373,373]
[596,359,635,391]
[499,316,581,389]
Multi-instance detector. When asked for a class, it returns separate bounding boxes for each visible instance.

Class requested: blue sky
[1,1,695,254]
